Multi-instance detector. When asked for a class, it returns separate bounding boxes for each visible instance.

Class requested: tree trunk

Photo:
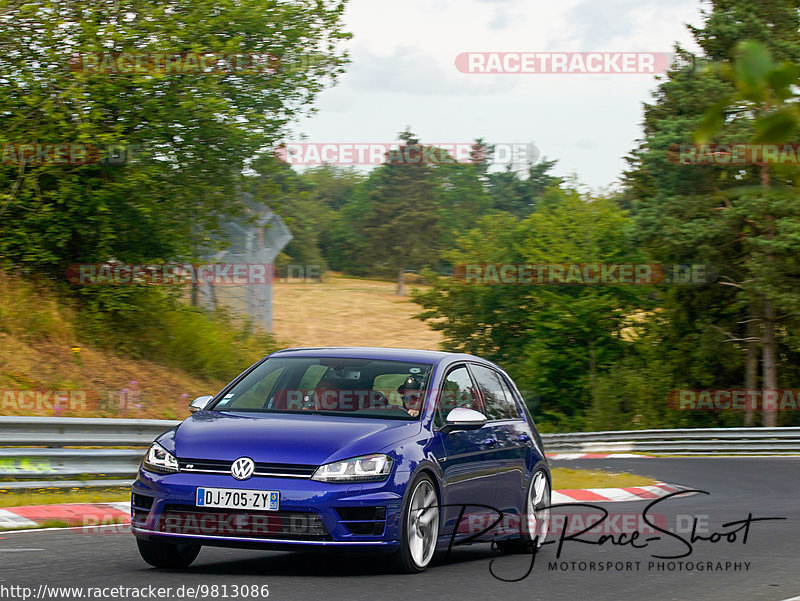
[760,159,777,427]
[396,268,405,296]
[588,339,598,414]
[207,280,217,311]
[762,299,778,427]
[744,316,758,427]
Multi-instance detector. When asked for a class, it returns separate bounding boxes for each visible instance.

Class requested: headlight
[142,442,179,474]
[311,454,393,483]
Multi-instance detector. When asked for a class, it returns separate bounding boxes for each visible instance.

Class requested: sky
[287,0,707,191]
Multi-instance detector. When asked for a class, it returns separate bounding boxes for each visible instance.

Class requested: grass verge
[551,467,657,489]
[0,487,129,508]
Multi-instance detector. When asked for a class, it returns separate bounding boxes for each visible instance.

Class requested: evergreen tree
[361,131,441,294]
[624,0,800,427]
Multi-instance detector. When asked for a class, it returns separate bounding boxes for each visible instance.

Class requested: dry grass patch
[271,274,443,349]
[0,331,225,419]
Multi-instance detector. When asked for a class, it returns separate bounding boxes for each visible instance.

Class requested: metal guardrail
[0,417,798,491]
[541,427,800,455]
[0,416,180,447]
[0,416,179,491]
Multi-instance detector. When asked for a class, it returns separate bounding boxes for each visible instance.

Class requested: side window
[496,373,522,418]
[439,366,482,415]
[470,364,519,420]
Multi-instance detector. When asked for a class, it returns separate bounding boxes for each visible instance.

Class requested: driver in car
[397,375,424,417]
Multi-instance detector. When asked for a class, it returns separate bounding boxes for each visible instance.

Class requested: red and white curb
[547,453,652,460]
[0,502,130,530]
[551,482,691,504]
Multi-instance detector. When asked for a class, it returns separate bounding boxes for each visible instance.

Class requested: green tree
[624,0,800,427]
[696,40,800,427]
[434,151,493,254]
[487,158,561,217]
[0,0,350,282]
[415,188,641,429]
[361,131,441,294]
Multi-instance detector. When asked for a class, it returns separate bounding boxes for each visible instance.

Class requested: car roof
[268,346,490,366]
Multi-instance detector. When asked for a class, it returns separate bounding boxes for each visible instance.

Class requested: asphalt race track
[1,458,798,601]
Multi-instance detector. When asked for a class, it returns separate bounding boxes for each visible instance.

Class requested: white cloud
[291,0,706,189]
[342,43,521,95]
[563,0,702,50]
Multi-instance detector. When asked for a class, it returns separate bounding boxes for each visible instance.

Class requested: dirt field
[271,275,443,350]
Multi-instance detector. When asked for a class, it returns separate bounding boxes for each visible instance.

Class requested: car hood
[164,411,423,466]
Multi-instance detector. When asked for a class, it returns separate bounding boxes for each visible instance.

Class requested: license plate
[196,487,280,511]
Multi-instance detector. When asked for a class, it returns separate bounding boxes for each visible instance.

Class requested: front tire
[136,538,201,568]
[392,473,440,573]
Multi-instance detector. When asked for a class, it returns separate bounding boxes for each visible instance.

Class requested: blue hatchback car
[131,347,550,572]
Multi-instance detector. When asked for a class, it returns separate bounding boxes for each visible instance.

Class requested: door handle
[483,437,497,448]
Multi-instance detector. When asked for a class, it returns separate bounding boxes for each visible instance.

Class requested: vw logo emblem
[231,457,255,480]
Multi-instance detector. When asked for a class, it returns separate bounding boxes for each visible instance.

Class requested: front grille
[158,504,331,540]
[178,459,230,472]
[178,458,317,479]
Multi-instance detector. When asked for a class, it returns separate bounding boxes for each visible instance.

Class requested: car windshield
[209,357,433,420]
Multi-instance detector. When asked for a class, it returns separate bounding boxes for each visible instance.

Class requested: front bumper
[131,468,407,551]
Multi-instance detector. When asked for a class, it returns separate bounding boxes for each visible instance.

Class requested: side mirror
[441,407,488,434]
[189,395,214,413]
